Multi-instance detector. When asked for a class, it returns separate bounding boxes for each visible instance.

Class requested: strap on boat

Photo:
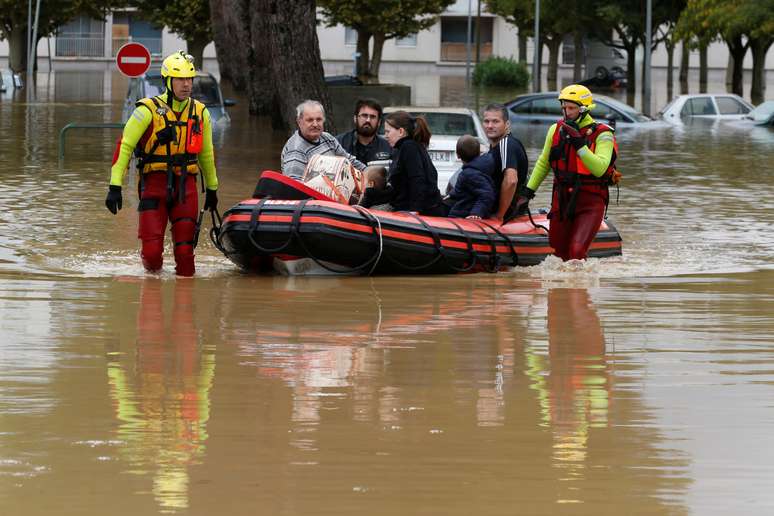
[445,219,482,273]
[208,207,227,254]
[475,220,520,268]
[381,213,446,272]
[289,204,385,275]
[247,198,296,254]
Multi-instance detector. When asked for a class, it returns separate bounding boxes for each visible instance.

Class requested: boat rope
[381,213,446,272]
[444,218,482,273]
[526,210,549,234]
[207,207,229,254]
[474,220,520,269]
[246,198,297,253]
[287,202,385,275]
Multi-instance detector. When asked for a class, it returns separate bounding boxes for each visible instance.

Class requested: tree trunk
[263,0,332,132]
[573,31,584,81]
[724,36,747,97]
[679,39,689,94]
[666,39,675,101]
[368,32,385,80]
[699,44,708,93]
[185,37,209,70]
[518,29,527,63]
[355,29,372,80]
[545,36,561,91]
[210,0,252,90]
[750,37,773,105]
[625,43,637,106]
[8,26,28,73]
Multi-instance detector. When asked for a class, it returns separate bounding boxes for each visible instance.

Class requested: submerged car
[382,106,488,190]
[659,94,753,124]
[745,100,774,126]
[505,92,653,127]
[122,69,236,126]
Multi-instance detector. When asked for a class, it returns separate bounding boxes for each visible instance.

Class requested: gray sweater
[280,130,366,179]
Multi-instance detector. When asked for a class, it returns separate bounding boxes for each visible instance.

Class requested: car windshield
[408,112,477,136]
[749,100,774,122]
[143,74,220,106]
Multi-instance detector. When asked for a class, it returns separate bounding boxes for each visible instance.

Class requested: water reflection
[106,278,214,512]
[220,275,689,510]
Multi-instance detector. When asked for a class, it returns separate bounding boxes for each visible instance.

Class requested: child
[444,135,496,219]
[359,165,394,210]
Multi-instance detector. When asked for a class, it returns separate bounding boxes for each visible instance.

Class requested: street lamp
[533,0,540,92]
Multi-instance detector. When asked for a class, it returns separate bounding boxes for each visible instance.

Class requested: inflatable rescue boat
[213,171,622,275]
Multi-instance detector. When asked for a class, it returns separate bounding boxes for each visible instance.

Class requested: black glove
[515,186,535,215]
[203,189,218,211]
[105,185,122,215]
[561,121,586,150]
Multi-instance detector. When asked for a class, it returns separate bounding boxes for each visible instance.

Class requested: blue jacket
[446,153,496,218]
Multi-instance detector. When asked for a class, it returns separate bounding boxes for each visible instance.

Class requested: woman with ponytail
[382,111,444,215]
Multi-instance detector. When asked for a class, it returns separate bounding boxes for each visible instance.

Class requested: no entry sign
[115,43,151,77]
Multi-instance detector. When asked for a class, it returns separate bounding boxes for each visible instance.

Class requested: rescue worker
[515,85,620,261]
[105,51,219,276]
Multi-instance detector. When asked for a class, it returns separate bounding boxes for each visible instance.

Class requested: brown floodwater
[1,68,774,516]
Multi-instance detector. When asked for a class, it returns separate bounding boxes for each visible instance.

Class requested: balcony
[55,36,105,58]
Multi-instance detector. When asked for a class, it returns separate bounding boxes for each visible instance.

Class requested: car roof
[384,106,477,115]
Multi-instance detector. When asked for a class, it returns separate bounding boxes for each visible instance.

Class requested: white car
[659,94,753,124]
[382,106,488,191]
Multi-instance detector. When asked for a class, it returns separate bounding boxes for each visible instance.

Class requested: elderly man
[280,100,366,179]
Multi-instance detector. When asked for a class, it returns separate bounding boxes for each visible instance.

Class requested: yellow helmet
[161,51,196,79]
[558,84,596,112]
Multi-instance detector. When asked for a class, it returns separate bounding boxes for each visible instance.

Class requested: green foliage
[131,0,211,44]
[472,56,529,87]
[0,0,119,41]
[319,0,454,39]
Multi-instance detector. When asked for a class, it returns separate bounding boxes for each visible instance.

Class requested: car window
[408,112,476,136]
[530,98,563,116]
[594,101,626,122]
[192,76,221,106]
[682,97,716,116]
[510,100,532,114]
[715,96,750,115]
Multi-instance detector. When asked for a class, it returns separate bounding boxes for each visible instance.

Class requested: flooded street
[2,68,774,515]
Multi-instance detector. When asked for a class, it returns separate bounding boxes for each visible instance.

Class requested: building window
[112,12,163,56]
[396,34,418,47]
[344,27,357,46]
[55,16,105,57]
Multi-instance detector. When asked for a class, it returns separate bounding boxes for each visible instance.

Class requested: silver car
[659,94,753,124]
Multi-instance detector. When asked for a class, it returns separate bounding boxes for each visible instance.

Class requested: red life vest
[548,120,618,183]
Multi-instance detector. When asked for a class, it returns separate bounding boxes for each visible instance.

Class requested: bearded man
[336,98,393,165]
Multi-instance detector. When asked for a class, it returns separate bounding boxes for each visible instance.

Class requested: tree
[487,0,586,90]
[0,0,117,73]
[591,0,676,105]
[131,0,211,68]
[318,0,454,80]
[210,0,332,132]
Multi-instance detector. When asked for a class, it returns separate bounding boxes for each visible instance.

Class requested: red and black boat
[212,171,622,275]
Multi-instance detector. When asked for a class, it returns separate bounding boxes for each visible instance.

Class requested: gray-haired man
[280,100,366,179]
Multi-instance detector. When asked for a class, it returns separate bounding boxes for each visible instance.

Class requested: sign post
[115,42,151,77]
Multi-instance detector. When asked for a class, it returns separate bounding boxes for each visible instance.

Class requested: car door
[714,96,752,119]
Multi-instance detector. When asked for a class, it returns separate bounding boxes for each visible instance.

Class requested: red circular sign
[115,42,151,77]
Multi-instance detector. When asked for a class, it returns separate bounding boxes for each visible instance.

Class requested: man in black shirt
[482,103,529,222]
[336,98,393,165]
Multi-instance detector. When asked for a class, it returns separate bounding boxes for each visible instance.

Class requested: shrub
[472,57,530,88]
